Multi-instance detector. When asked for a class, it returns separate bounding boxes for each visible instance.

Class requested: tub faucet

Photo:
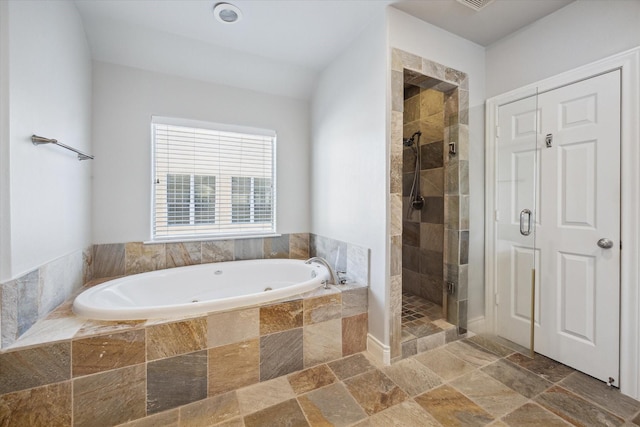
[305,257,338,289]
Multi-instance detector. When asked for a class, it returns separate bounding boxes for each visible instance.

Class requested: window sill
[145,233,282,245]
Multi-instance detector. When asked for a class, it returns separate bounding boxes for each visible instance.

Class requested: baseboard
[366,333,391,365]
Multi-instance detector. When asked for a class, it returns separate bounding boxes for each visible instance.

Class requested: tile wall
[0,283,368,426]
[0,247,92,348]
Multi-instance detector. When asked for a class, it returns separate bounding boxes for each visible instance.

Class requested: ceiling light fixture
[213,2,242,24]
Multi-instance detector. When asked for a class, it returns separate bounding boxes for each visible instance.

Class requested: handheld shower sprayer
[405,130,424,213]
[403,130,422,148]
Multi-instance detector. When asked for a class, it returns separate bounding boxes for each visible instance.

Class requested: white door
[497,71,621,385]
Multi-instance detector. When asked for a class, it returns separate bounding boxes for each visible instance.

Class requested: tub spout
[305,257,338,289]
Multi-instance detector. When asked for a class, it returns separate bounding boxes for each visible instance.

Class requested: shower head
[403,131,422,147]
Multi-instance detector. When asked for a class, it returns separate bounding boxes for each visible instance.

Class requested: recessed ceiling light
[213,2,242,24]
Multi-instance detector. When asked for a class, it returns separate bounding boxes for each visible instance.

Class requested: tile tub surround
[0,247,92,349]
[0,282,368,426]
[390,47,470,360]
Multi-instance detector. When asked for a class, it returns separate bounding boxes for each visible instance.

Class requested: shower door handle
[520,209,532,236]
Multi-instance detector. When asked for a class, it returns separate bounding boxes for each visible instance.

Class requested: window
[152,117,276,240]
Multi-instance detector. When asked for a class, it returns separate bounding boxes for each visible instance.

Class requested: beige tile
[303,319,342,367]
[404,96,420,123]
[303,292,342,325]
[179,391,240,427]
[146,318,207,361]
[260,300,303,334]
[0,381,71,426]
[364,400,440,427]
[236,377,295,415]
[444,340,499,368]
[202,240,234,263]
[72,329,145,377]
[93,243,125,278]
[450,370,529,417]
[7,317,84,349]
[383,357,441,396]
[414,347,475,380]
[341,286,368,317]
[118,409,179,427]
[0,342,70,395]
[416,330,445,353]
[502,402,571,427]
[209,339,260,396]
[244,399,309,427]
[420,89,444,116]
[74,319,144,338]
[328,353,375,381]
[390,194,402,237]
[535,386,624,426]
[73,364,146,427]
[297,382,367,426]
[166,242,201,268]
[208,308,259,347]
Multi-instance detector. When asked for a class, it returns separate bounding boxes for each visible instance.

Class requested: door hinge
[496,125,500,138]
[495,293,499,305]
[620,241,622,250]
[495,210,500,221]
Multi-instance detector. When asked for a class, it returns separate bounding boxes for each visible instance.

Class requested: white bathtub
[73,259,329,321]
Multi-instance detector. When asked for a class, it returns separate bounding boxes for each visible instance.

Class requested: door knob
[597,238,614,249]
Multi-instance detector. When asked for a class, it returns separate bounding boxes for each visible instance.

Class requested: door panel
[497,70,621,384]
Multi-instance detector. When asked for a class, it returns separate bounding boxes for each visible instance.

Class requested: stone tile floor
[123,334,640,426]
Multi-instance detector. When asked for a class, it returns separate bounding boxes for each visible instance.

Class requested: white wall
[92,62,310,244]
[311,11,388,340]
[2,0,92,281]
[486,0,640,97]
[388,7,487,321]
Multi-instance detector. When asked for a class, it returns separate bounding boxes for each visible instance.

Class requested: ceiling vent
[456,0,496,11]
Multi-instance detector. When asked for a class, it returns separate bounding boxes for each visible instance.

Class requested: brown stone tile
[179,391,239,427]
[633,412,640,426]
[414,347,475,381]
[328,353,375,380]
[260,328,303,381]
[260,300,303,335]
[449,370,528,417]
[304,319,342,367]
[73,364,146,427]
[214,418,244,427]
[118,409,179,427]
[481,359,553,399]
[147,351,208,414]
[93,243,125,278]
[289,233,310,260]
[343,369,408,416]
[502,402,571,427]
[536,385,624,426]
[362,400,441,427]
[465,335,518,357]
[506,352,575,383]
[559,372,640,420]
[146,317,207,360]
[0,381,71,427]
[72,329,145,377]
[165,242,201,268]
[287,364,337,395]
[244,399,309,427]
[303,292,342,325]
[209,339,260,395]
[341,286,368,317]
[382,357,441,396]
[342,313,367,357]
[237,377,295,415]
[208,308,259,347]
[444,340,499,368]
[0,341,70,395]
[125,242,166,275]
[415,384,494,426]
[298,382,367,426]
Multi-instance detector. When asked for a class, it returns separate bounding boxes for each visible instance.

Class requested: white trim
[485,46,640,399]
[366,333,391,366]
[467,316,487,335]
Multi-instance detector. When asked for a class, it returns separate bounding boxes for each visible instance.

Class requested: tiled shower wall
[390,48,469,360]
[0,248,92,348]
[402,86,446,305]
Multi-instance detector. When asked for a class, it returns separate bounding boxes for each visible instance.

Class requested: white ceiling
[74,0,575,99]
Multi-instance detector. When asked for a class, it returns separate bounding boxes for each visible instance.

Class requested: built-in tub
[73,259,329,321]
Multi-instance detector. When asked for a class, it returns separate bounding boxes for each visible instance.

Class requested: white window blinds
[152,117,276,240]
